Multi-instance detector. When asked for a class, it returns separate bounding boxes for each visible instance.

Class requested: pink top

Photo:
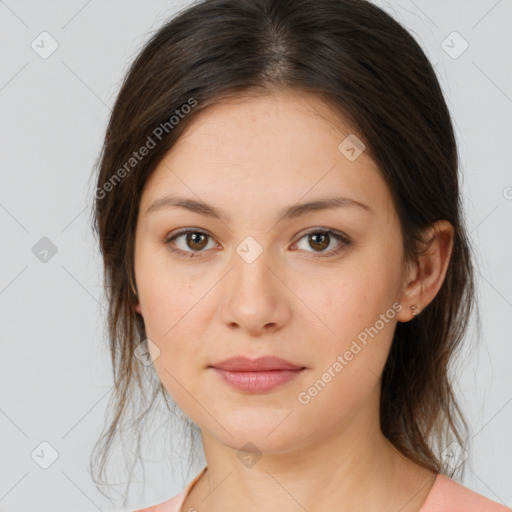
[134,466,510,512]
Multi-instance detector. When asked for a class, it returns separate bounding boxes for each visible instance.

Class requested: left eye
[164,228,351,258]
[293,229,351,256]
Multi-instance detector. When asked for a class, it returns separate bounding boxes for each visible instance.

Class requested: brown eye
[295,229,351,257]
[165,229,215,257]
[165,227,351,260]
[185,232,209,251]
[308,232,330,251]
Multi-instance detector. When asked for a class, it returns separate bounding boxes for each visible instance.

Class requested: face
[133,89,408,455]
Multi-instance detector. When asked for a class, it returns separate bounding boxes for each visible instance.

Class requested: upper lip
[210,356,305,371]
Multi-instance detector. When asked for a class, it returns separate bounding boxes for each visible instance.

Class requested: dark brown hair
[90,0,477,504]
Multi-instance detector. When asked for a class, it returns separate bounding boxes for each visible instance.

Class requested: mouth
[210,367,306,393]
[209,356,306,393]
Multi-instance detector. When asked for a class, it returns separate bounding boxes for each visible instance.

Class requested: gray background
[0,1,511,511]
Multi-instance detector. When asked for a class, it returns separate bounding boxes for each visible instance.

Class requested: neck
[184,390,437,512]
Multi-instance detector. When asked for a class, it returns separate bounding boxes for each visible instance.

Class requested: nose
[219,244,292,336]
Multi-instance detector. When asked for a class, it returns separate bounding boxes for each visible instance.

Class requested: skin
[133,89,454,512]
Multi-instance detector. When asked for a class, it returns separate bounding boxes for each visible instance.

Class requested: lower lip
[211,368,305,393]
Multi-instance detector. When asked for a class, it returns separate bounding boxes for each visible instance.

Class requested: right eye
[164,228,217,258]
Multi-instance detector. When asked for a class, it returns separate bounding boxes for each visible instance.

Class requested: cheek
[136,254,212,364]
[302,266,392,340]
[136,249,203,336]
[296,253,400,388]
[296,309,396,428]
[141,282,202,362]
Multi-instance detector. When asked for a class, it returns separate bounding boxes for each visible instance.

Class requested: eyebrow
[145,194,373,222]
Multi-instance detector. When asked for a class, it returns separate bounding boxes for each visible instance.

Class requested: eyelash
[163,228,351,259]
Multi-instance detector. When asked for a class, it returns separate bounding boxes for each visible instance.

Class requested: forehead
[175,89,368,161]
[141,89,395,222]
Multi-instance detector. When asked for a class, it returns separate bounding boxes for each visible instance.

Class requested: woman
[90,0,509,510]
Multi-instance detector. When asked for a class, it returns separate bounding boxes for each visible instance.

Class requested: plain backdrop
[0,1,511,511]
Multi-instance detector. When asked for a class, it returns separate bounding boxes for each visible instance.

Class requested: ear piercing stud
[410,304,420,316]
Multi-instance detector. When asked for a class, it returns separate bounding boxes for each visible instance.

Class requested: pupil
[188,233,206,250]
[311,233,328,251]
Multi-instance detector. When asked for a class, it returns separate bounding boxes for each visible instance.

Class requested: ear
[396,220,454,322]
[130,277,143,315]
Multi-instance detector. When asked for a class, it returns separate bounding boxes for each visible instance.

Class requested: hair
[89,0,477,505]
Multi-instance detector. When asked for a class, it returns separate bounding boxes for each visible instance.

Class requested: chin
[202,408,308,454]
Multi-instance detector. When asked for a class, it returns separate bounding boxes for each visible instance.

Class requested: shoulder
[132,466,207,512]
[133,491,185,512]
[132,490,185,512]
[421,473,510,512]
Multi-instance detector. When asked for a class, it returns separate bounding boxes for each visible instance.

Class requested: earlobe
[396,220,454,322]
[130,275,142,315]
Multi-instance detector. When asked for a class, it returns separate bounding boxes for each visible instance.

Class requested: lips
[209,356,306,393]
[210,355,304,372]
